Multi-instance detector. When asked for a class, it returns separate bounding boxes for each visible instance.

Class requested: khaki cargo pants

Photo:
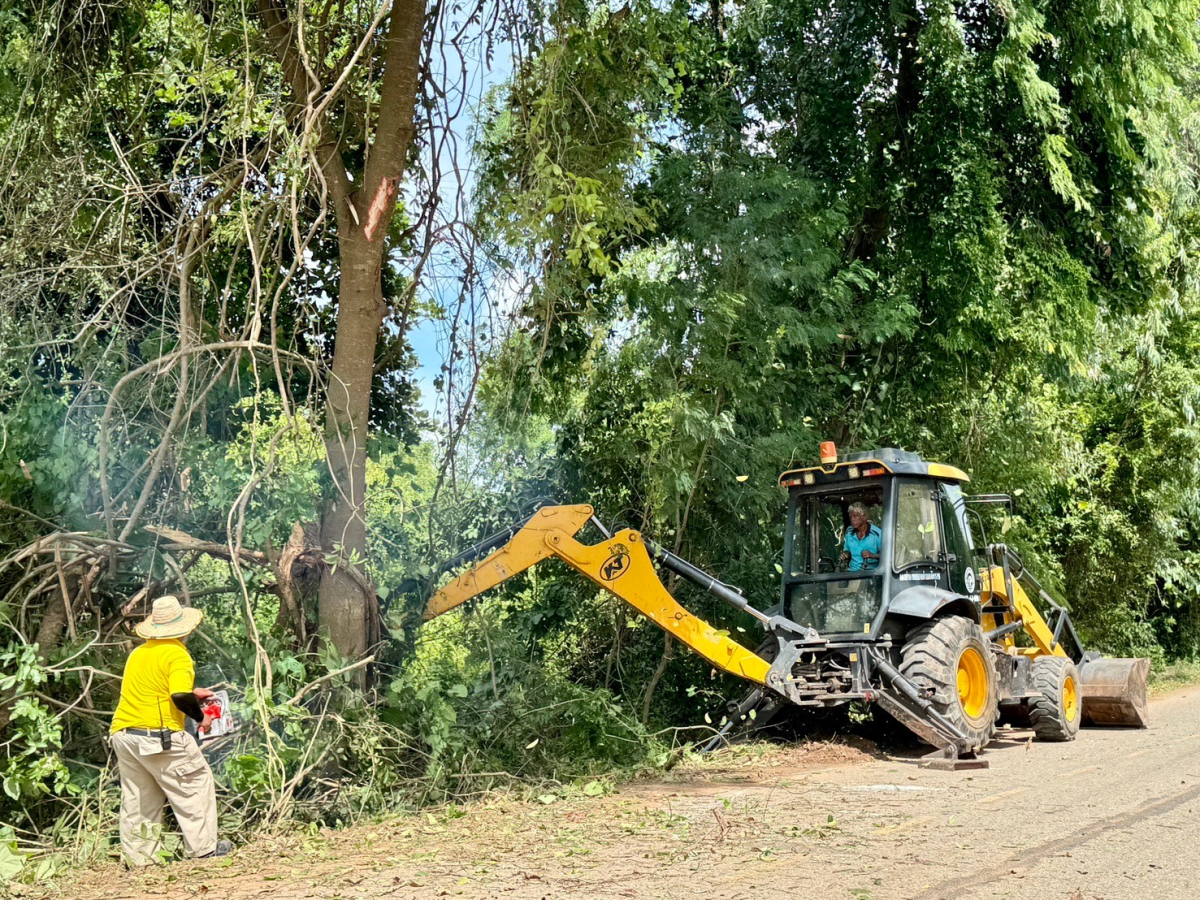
[110,730,218,866]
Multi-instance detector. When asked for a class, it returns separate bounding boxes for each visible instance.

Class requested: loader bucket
[1077,657,1150,728]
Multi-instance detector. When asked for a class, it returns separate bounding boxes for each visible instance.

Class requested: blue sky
[401,26,516,419]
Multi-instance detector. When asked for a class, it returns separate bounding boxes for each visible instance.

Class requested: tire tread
[898,616,998,749]
[1029,656,1081,742]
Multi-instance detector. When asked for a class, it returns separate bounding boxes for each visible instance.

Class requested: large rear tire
[1029,656,1081,741]
[899,616,998,749]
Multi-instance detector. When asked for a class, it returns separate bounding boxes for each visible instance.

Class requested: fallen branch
[144,525,269,564]
[288,655,375,707]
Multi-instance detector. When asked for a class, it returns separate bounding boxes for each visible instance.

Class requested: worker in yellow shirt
[109,596,231,866]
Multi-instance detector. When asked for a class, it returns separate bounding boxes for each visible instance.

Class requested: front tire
[899,616,998,750]
[1029,656,1081,741]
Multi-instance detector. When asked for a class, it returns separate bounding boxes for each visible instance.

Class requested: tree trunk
[318,230,386,661]
[258,0,426,662]
[641,633,675,725]
[310,0,425,662]
[258,0,425,662]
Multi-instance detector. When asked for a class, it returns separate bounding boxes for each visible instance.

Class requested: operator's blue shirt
[844,524,881,572]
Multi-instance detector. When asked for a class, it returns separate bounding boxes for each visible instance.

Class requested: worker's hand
[839,551,850,563]
[199,713,215,734]
[193,687,215,700]
[862,550,876,559]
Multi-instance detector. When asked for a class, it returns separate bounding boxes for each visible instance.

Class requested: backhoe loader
[410,444,1149,768]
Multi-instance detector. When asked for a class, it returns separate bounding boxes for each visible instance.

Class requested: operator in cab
[840,502,881,572]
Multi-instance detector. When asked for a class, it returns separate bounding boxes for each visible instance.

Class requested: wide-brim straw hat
[135,595,203,640]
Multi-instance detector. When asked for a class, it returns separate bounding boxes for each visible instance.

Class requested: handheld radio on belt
[159,702,170,752]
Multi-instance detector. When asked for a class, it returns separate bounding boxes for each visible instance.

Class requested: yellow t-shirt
[109,639,196,734]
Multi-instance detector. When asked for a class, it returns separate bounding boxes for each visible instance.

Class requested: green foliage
[0,829,28,882]
[474,0,1200,722]
[0,645,77,815]
[6,0,1200,874]
[382,603,664,801]
[184,396,326,548]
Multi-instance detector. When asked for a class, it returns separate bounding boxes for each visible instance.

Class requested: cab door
[938,483,979,599]
[891,480,949,592]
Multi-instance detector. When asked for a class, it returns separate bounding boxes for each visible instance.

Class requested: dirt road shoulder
[21,690,1199,900]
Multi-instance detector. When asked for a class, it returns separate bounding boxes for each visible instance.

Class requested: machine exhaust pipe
[1077,656,1150,728]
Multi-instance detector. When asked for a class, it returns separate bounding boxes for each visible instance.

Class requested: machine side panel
[887,584,981,624]
[980,565,1068,658]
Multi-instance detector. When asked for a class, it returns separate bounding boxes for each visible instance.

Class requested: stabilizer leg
[870,652,990,770]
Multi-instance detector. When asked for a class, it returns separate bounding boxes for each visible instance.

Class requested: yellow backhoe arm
[980,565,1068,658]
[423,505,772,684]
[423,505,596,620]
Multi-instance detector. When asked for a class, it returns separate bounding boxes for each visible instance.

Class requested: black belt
[119,727,180,738]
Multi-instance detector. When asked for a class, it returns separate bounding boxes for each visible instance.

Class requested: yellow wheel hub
[1063,674,1079,723]
[956,647,989,722]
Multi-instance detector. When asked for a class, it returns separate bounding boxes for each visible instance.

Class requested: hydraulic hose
[645,539,771,625]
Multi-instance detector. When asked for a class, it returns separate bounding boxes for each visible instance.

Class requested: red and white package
[200,690,238,738]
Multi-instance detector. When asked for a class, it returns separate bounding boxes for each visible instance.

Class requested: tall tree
[0,0,494,664]
[475,0,1200,713]
[256,0,426,660]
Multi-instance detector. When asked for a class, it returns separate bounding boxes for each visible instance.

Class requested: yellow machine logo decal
[600,546,631,581]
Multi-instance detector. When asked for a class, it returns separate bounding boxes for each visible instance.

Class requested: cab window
[790,489,884,576]
[939,485,974,558]
[893,482,942,569]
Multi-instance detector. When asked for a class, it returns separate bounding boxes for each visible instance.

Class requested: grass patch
[1148,659,1200,695]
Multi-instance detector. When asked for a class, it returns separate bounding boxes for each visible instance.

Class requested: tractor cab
[778,446,980,640]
